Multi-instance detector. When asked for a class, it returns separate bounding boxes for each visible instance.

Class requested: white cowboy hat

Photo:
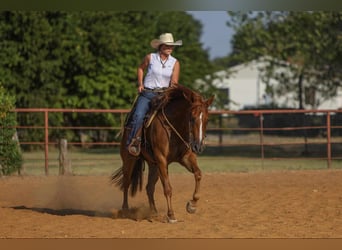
[150,33,182,49]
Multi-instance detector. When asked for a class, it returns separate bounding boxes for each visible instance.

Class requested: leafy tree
[1,11,213,110]
[0,83,22,175]
[227,11,342,108]
[0,11,66,108]
[0,11,215,146]
[0,11,71,146]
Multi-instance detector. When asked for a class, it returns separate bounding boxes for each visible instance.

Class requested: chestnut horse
[112,85,214,223]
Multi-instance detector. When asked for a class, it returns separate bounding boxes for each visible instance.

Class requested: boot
[128,137,141,156]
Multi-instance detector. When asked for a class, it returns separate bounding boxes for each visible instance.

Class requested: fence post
[259,112,264,167]
[219,115,223,145]
[59,139,71,175]
[44,110,49,176]
[326,112,331,169]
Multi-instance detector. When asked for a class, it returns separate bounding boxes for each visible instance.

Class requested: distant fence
[10,108,342,175]
[14,108,127,175]
[209,109,342,165]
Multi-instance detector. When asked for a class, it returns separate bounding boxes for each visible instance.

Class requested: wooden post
[12,130,23,175]
[59,139,71,175]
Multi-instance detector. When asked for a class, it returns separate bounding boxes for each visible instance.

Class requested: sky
[187,11,234,60]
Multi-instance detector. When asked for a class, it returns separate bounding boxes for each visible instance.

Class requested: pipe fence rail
[8,108,342,175]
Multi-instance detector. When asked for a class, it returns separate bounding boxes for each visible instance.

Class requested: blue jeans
[126,91,158,146]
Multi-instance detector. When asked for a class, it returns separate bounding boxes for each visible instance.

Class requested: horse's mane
[151,85,201,111]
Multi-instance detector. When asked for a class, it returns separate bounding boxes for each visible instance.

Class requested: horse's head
[154,85,215,154]
[185,92,215,154]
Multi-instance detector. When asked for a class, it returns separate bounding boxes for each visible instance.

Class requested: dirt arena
[1,169,342,238]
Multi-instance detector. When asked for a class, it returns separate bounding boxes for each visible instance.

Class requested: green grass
[17,134,342,175]
[19,147,341,176]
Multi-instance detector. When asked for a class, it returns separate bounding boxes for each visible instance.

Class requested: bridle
[161,107,191,150]
[161,102,206,151]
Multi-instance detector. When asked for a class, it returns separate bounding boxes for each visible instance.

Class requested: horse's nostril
[192,143,204,154]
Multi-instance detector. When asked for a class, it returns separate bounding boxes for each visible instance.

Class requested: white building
[202,58,342,110]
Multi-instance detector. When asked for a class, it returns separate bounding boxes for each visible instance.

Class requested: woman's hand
[138,85,144,93]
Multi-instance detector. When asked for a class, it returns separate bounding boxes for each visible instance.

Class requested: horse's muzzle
[191,142,205,154]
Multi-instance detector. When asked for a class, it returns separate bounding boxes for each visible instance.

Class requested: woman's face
[160,44,174,55]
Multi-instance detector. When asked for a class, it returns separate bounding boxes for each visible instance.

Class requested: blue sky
[187,11,234,60]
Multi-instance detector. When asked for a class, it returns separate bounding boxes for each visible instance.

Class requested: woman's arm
[137,54,151,92]
[170,60,180,87]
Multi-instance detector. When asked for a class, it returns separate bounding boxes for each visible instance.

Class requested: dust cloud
[32,176,160,220]
[3,175,160,221]
[33,176,123,217]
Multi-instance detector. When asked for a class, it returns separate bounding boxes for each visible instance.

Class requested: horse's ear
[206,95,215,107]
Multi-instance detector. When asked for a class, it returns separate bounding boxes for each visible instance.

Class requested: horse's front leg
[157,161,177,223]
[180,152,202,214]
[186,167,201,214]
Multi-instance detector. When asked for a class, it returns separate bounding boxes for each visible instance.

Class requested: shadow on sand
[10,205,166,222]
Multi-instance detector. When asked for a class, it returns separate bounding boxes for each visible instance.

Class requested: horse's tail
[111,158,145,197]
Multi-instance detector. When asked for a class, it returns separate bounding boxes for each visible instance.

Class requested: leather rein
[161,107,192,150]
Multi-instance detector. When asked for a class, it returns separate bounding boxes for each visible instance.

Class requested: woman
[127,33,182,156]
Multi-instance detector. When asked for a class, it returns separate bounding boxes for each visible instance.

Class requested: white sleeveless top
[143,53,177,89]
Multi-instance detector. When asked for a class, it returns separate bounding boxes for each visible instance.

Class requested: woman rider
[126,33,182,156]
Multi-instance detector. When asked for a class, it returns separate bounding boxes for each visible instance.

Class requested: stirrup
[128,137,141,156]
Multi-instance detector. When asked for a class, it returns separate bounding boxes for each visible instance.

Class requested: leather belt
[144,87,168,93]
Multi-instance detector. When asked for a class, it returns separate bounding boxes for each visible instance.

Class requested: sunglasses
[162,45,175,49]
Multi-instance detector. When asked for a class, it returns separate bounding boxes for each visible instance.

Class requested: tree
[0,11,67,108]
[0,83,22,175]
[1,11,213,109]
[0,11,215,146]
[227,11,342,108]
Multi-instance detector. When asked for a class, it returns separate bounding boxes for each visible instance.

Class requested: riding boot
[128,137,141,156]
[128,128,142,156]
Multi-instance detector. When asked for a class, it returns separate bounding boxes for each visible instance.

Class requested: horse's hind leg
[112,163,130,218]
[122,187,129,211]
[121,173,130,214]
[121,157,136,212]
[146,164,159,214]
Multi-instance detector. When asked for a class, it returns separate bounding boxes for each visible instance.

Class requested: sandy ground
[1,169,342,238]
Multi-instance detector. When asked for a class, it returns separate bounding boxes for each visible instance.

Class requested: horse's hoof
[118,209,129,218]
[167,216,178,223]
[186,200,196,214]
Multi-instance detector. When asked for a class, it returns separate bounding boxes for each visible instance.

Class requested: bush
[0,84,22,175]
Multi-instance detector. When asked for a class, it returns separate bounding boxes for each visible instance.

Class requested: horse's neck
[164,98,191,129]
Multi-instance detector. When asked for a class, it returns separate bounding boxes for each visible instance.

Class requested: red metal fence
[208,109,342,168]
[11,108,342,175]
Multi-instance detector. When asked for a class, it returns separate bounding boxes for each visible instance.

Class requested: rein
[161,107,191,150]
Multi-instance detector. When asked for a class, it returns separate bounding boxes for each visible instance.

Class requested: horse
[112,85,214,223]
